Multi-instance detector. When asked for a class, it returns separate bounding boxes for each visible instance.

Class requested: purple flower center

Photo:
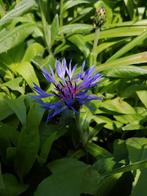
[55,80,77,101]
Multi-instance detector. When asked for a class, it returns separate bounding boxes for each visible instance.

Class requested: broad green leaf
[35,158,100,196]
[10,62,39,88]
[0,174,28,196]
[114,114,143,125]
[22,43,44,62]
[94,115,122,130]
[59,24,93,35]
[105,65,147,78]
[68,34,90,57]
[97,52,147,71]
[0,23,36,53]
[0,93,13,121]
[15,103,44,178]
[122,121,143,131]
[0,43,25,65]
[99,97,136,114]
[136,90,147,108]
[107,30,147,61]
[5,96,26,125]
[0,0,36,27]
[1,77,24,94]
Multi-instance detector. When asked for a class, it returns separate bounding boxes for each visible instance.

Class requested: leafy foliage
[0,0,147,195]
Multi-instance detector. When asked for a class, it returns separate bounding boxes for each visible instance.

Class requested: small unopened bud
[94,7,106,28]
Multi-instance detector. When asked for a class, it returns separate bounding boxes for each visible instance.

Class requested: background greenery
[0,0,147,195]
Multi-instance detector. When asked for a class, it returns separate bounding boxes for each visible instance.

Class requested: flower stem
[89,27,100,66]
[71,112,81,148]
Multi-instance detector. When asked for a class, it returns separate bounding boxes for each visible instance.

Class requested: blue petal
[46,105,67,121]
[56,59,66,80]
[66,60,77,79]
[33,83,54,98]
[42,65,55,83]
[39,100,64,110]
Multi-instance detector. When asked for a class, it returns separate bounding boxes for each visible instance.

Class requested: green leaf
[105,65,147,78]
[0,93,13,121]
[124,0,135,20]
[84,26,147,42]
[5,96,26,125]
[38,131,58,165]
[107,30,147,61]
[0,123,18,159]
[94,115,122,130]
[97,52,147,71]
[113,139,128,162]
[86,142,111,158]
[1,77,24,94]
[93,157,122,196]
[59,24,93,35]
[0,174,28,196]
[126,138,147,196]
[10,62,39,88]
[15,103,44,178]
[122,122,143,131]
[114,114,144,131]
[51,14,59,46]
[132,170,147,196]
[0,23,36,53]
[126,137,147,163]
[63,0,89,12]
[68,34,90,57]
[121,84,147,98]
[0,0,36,27]
[99,97,136,114]
[35,158,100,196]
[136,90,147,108]
[95,41,118,56]
[22,43,44,62]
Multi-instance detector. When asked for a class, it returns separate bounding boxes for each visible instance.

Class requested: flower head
[33,59,102,121]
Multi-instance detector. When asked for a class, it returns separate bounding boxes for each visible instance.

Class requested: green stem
[71,112,81,148]
[89,27,100,65]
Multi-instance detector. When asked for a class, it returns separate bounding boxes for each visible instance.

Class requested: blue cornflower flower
[33,59,102,121]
